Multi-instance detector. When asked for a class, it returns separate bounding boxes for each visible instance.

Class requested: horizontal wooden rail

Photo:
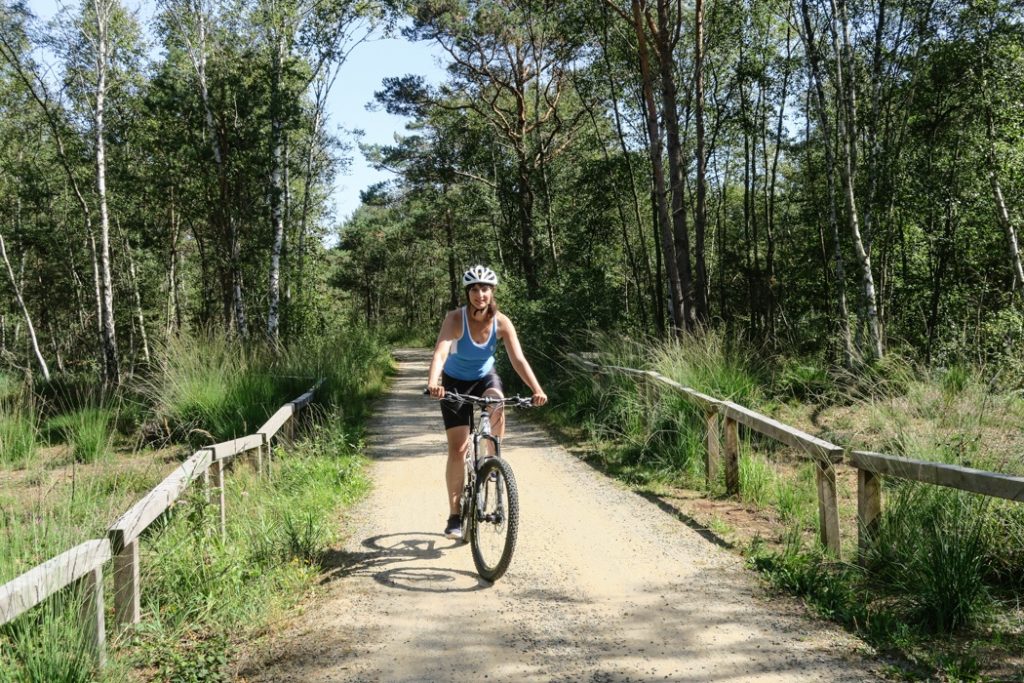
[3,380,323,672]
[849,450,1024,502]
[205,434,264,462]
[569,353,844,555]
[571,353,1024,562]
[257,404,294,438]
[719,401,843,463]
[108,449,213,552]
[0,539,110,625]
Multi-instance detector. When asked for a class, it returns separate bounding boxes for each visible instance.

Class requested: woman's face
[468,283,494,309]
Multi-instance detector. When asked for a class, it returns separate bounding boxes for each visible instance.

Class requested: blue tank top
[443,307,498,380]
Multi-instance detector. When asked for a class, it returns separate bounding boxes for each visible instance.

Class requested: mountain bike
[427,390,532,582]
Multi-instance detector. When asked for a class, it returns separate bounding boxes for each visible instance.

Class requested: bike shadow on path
[318,531,491,593]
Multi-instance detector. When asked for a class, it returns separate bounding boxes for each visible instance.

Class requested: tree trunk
[173,0,242,336]
[693,0,710,325]
[832,0,883,360]
[599,4,657,333]
[987,116,1024,291]
[267,31,286,339]
[93,0,119,383]
[800,0,854,367]
[115,217,150,364]
[631,0,684,333]
[653,0,696,332]
[580,87,648,333]
[444,196,459,310]
[0,233,50,381]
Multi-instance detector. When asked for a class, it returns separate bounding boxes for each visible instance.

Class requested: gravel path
[243,349,882,682]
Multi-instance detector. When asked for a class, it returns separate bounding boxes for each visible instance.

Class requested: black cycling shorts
[440,369,504,430]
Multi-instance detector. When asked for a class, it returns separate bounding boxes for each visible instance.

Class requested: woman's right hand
[428,382,445,399]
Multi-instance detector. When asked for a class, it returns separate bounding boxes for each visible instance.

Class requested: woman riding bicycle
[427,265,547,540]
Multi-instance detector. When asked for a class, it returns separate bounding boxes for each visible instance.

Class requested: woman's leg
[482,387,505,455]
[445,425,471,515]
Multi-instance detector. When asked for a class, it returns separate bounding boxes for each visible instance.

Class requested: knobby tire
[470,457,519,582]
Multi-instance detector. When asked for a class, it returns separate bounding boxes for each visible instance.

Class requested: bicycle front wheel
[470,457,519,582]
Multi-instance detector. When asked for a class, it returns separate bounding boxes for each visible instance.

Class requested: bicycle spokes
[470,458,519,582]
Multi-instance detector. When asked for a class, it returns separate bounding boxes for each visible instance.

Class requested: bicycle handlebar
[422,389,533,408]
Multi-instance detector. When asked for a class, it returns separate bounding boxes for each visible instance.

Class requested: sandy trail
[243,349,880,682]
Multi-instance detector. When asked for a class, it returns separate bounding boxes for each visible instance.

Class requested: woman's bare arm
[499,314,548,406]
[427,310,461,398]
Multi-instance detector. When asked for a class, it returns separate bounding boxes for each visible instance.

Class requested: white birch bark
[163,0,246,335]
[92,0,120,383]
[831,0,883,360]
[799,0,853,366]
[267,31,286,339]
[986,119,1024,291]
[0,233,50,381]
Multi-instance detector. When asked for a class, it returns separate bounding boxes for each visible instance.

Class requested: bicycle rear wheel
[470,457,519,582]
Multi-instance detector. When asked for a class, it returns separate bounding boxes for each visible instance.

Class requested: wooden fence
[569,355,1024,560]
[0,382,320,667]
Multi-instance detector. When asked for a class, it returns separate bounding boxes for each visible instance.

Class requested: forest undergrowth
[538,332,1024,682]
[0,329,391,682]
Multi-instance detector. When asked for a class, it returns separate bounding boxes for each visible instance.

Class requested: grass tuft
[0,413,37,469]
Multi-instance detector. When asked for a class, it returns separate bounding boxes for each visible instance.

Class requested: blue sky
[27,1,448,223]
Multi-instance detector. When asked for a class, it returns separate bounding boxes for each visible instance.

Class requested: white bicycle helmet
[462,265,498,287]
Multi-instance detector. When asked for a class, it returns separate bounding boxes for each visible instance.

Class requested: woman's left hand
[532,390,548,407]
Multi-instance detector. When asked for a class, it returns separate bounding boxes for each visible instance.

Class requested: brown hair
[464,285,498,323]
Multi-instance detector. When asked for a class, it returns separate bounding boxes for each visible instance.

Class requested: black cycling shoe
[444,515,463,540]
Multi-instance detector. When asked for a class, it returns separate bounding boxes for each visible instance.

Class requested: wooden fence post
[252,442,264,477]
[202,468,211,504]
[215,459,226,538]
[857,467,882,565]
[261,433,271,480]
[705,407,720,489]
[816,460,841,557]
[113,538,140,628]
[723,416,739,496]
[78,566,106,668]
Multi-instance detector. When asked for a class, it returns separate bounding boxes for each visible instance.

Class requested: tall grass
[0,595,100,683]
[553,332,1023,652]
[0,412,37,469]
[547,331,762,488]
[149,329,391,444]
[44,408,115,464]
[866,483,995,632]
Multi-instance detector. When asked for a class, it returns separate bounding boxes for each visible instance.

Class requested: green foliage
[773,359,836,403]
[44,408,115,463]
[132,420,367,673]
[0,596,96,683]
[0,413,37,468]
[147,633,230,683]
[747,533,908,643]
[866,483,995,633]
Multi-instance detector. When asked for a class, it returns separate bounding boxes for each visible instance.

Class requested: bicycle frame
[427,390,531,580]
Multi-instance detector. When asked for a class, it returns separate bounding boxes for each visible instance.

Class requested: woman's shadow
[319,531,492,592]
